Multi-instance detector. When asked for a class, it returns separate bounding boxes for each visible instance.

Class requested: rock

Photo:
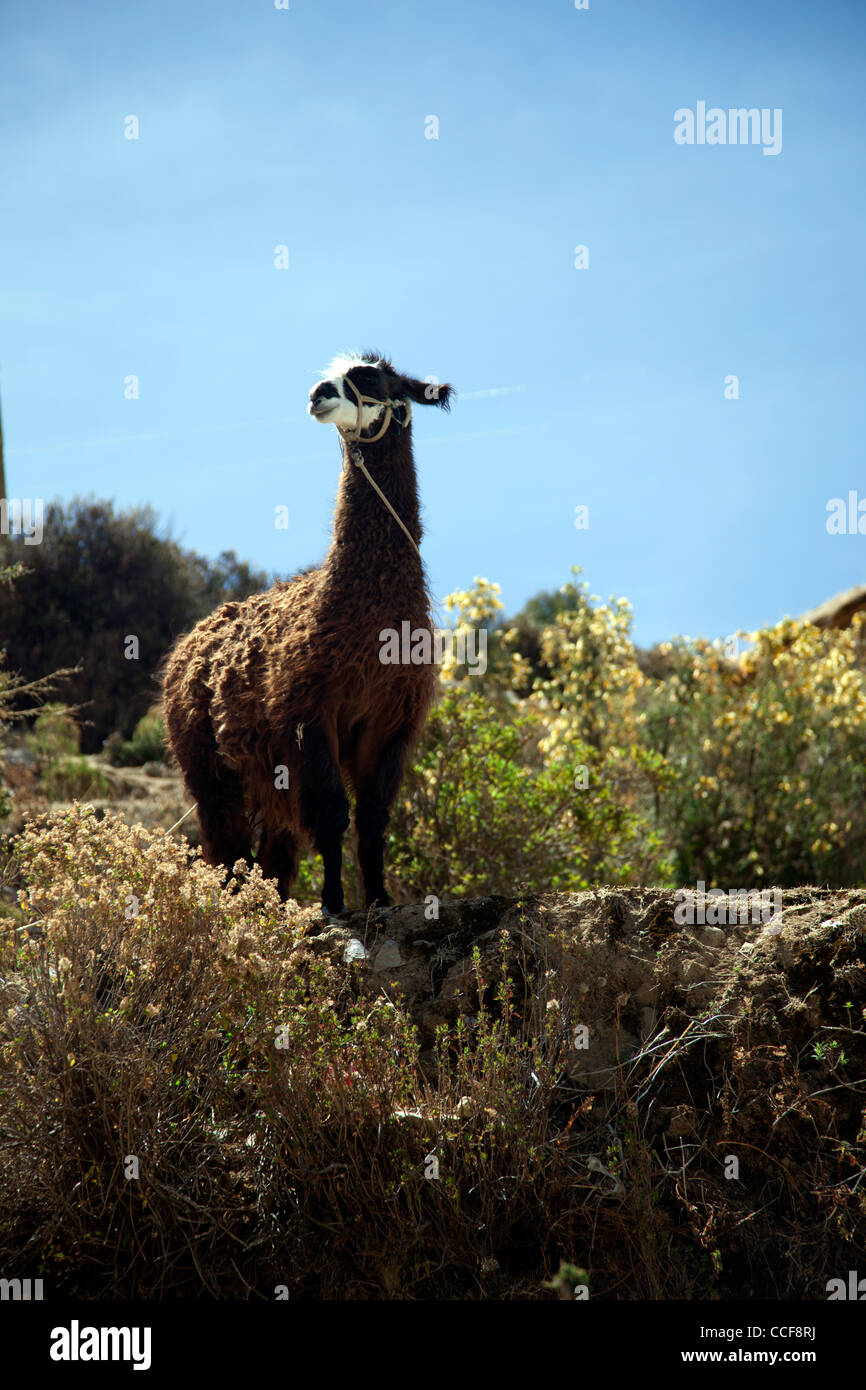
[681,957,708,983]
[372,939,403,973]
[1,747,39,769]
[284,886,866,1106]
[798,583,866,630]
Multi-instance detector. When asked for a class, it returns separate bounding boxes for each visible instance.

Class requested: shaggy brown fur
[162,354,454,914]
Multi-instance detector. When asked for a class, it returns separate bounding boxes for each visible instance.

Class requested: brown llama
[162,352,454,915]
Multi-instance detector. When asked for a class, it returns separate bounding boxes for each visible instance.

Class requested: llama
[162,353,454,915]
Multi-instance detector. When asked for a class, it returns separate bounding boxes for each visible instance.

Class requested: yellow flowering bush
[640,614,866,885]
[383,572,673,899]
[390,572,866,896]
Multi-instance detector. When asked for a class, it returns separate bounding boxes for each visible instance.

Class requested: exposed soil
[291,885,866,1298]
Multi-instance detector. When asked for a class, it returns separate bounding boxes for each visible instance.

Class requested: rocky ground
[288,884,866,1297]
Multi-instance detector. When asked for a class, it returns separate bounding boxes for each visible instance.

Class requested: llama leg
[297,723,350,915]
[194,787,251,872]
[170,717,252,873]
[353,733,409,909]
[190,780,251,874]
[257,830,300,902]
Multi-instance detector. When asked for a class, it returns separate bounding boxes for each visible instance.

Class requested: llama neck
[323,427,426,594]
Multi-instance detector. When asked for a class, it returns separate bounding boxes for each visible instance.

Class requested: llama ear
[397,377,454,410]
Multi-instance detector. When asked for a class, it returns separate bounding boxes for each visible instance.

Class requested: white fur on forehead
[325,352,382,378]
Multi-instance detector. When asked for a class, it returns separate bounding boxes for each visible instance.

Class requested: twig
[164,804,197,837]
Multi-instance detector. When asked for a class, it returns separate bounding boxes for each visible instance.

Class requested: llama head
[308,353,454,438]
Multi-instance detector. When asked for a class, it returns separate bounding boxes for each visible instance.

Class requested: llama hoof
[321,903,348,920]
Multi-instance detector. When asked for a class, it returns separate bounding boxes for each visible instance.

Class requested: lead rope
[349,449,420,558]
[338,378,421,558]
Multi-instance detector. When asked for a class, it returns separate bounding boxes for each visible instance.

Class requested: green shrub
[23,706,109,799]
[386,686,672,901]
[27,705,80,762]
[49,756,110,800]
[104,712,167,767]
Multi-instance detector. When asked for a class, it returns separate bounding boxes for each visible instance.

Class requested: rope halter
[335,376,420,557]
[337,375,413,443]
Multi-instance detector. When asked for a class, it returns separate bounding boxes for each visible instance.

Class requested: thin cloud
[416,426,521,446]
[9,386,529,457]
[459,383,530,401]
[8,414,306,457]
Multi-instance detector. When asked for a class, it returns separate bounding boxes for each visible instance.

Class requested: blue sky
[3,0,865,646]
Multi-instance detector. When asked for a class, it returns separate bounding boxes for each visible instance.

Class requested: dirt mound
[294,886,866,1298]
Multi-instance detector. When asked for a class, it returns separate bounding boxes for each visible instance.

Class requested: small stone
[343,938,367,963]
[681,958,706,982]
[372,939,403,972]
